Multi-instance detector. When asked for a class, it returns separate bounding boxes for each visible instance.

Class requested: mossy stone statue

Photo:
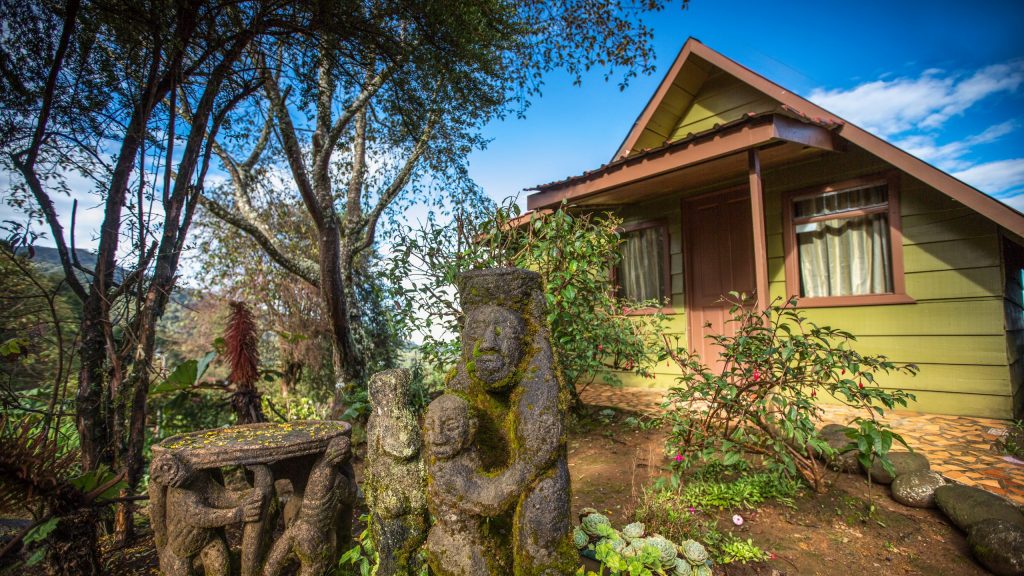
[365,368,428,576]
[428,268,576,575]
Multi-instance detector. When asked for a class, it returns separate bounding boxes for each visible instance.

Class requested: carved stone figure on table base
[439,268,576,576]
[424,393,544,576]
[262,436,356,576]
[149,451,263,576]
[365,368,428,576]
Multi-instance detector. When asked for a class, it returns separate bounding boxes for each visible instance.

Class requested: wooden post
[748,148,770,310]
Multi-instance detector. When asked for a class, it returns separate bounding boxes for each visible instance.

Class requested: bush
[661,295,917,492]
[389,199,666,407]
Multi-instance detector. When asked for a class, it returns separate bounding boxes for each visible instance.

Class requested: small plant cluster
[662,295,918,492]
[995,419,1024,460]
[653,467,801,511]
[574,508,714,575]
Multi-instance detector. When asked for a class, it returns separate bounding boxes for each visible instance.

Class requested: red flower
[752,369,761,382]
[858,381,864,389]
[597,344,604,352]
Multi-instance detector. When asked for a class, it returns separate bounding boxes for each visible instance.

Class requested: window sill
[624,306,676,316]
[791,293,916,308]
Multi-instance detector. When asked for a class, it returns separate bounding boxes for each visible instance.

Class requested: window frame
[781,172,914,308]
[612,219,673,314]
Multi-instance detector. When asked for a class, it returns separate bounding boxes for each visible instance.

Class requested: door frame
[681,185,756,357]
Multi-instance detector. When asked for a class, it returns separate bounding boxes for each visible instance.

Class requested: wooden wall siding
[668,71,776,142]
[1003,236,1024,417]
[631,58,712,154]
[601,145,1015,419]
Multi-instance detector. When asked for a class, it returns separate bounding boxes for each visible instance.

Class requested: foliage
[575,508,714,576]
[995,419,1024,459]
[634,486,772,566]
[718,539,770,564]
[0,415,125,574]
[391,200,667,406]
[225,301,266,424]
[845,416,910,484]
[336,517,378,576]
[661,295,918,491]
[653,469,801,511]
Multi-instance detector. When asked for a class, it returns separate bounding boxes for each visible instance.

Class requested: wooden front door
[682,188,756,369]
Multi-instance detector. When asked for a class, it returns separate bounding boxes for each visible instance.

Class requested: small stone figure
[365,368,428,576]
[149,451,263,576]
[262,436,356,576]
[423,394,542,576]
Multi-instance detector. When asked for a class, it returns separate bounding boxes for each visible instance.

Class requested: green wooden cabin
[525,38,1024,419]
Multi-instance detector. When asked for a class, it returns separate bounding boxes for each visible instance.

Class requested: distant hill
[10,244,127,284]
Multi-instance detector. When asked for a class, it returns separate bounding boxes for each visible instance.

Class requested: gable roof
[530,38,1024,236]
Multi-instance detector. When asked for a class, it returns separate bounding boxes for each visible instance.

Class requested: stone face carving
[149,421,354,576]
[365,368,428,576]
[425,268,575,576]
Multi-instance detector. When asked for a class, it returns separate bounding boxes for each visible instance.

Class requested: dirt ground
[9,405,990,575]
[567,406,989,576]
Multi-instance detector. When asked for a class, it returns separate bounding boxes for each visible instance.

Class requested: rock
[863,451,929,484]
[813,424,860,473]
[890,470,945,507]
[967,520,1024,576]
[934,484,1024,531]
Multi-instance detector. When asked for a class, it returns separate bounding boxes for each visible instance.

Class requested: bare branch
[199,195,320,288]
[353,110,438,257]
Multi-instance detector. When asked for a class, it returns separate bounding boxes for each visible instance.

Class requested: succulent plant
[672,558,694,576]
[692,563,713,576]
[581,511,611,537]
[573,527,589,549]
[622,521,645,539]
[620,543,639,558]
[679,539,709,565]
[645,535,678,568]
[578,507,599,520]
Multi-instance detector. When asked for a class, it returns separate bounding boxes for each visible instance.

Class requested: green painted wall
[596,146,1016,419]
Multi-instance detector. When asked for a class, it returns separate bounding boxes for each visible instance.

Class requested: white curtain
[619,227,663,301]
[797,213,892,297]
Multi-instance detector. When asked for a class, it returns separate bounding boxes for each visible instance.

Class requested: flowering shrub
[662,295,918,492]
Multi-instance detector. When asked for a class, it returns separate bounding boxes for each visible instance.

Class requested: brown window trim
[612,219,672,310]
[781,172,914,308]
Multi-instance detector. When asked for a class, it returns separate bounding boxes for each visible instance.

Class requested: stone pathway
[579,384,1024,505]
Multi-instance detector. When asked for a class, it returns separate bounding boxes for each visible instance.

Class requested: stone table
[149,421,356,576]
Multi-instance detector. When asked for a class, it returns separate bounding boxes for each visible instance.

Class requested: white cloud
[952,158,1024,198]
[809,61,1024,137]
[808,62,1024,203]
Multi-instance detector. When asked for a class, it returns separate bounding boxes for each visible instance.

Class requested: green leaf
[23,517,58,546]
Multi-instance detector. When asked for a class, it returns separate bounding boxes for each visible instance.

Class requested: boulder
[863,451,929,485]
[890,470,945,508]
[967,519,1024,576]
[934,484,1024,531]
[813,424,860,473]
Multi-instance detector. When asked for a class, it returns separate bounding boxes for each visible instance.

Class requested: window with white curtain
[792,183,893,297]
[615,223,667,302]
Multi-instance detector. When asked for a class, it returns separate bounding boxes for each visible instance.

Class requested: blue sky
[469,0,1024,212]
[5,0,1022,252]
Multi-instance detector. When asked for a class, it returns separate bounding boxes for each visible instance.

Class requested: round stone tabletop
[152,420,351,469]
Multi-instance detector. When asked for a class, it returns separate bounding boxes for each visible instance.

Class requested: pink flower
[597,344,603,352]
[675,453,684,462]
[732,514,744,526]
[622,307,631,314]
[687,506,696,514]
[769,552,777,560]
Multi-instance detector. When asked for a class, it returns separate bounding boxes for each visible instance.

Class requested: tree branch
[353,110,437,257]
[198,195,320,287]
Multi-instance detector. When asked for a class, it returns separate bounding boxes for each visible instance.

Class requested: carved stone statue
[149,451,263,576]
[423,393,543,576]
[364,368,428,576]
[149,421,353,576]
[262,436,356,576]
[428,268,575,576]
